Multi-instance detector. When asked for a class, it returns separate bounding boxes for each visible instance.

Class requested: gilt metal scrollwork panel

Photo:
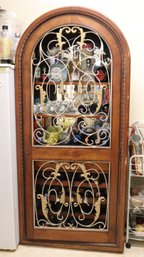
[34,161,109,230]
[32,25,112,147]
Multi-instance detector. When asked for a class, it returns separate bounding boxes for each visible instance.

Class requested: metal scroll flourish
[34,161,109,230]
[32,26,111,146]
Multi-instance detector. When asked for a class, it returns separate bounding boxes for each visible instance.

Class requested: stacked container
[0,11,22,64]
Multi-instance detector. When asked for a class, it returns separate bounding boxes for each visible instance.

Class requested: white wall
[1,0,144,124]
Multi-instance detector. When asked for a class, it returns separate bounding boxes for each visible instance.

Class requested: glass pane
[34,160,110,230]
[32,26,112,147]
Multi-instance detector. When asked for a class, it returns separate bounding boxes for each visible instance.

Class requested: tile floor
[0,242,144,257]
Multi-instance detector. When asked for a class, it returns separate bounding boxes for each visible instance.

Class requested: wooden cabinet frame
[15,7,130,252]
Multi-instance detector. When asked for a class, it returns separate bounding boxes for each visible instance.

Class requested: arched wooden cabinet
[16,7,130,252]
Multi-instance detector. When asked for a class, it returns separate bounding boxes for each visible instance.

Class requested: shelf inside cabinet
[128,230,144,241]
[34,81,110,86]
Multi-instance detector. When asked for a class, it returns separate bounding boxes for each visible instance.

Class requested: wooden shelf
[33,81,110,86]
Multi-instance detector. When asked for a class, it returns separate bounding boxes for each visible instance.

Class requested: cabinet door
[16,7,130,252]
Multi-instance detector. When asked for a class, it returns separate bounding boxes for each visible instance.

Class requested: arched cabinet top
[16,6,130,62]
[16,6,130,149]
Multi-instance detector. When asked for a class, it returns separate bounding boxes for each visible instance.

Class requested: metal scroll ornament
[32,26,112,147]
[34,161,109,230]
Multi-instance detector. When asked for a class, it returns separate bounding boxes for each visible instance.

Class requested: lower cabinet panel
[33,160,110,231]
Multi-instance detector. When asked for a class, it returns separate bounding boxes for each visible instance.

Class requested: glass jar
[0,25,12,63]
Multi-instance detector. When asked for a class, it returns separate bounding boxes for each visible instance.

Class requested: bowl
[130,196,144,208]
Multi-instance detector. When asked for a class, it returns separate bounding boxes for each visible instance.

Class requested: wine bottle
[41,66,48,81]
[35,66,41,82]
